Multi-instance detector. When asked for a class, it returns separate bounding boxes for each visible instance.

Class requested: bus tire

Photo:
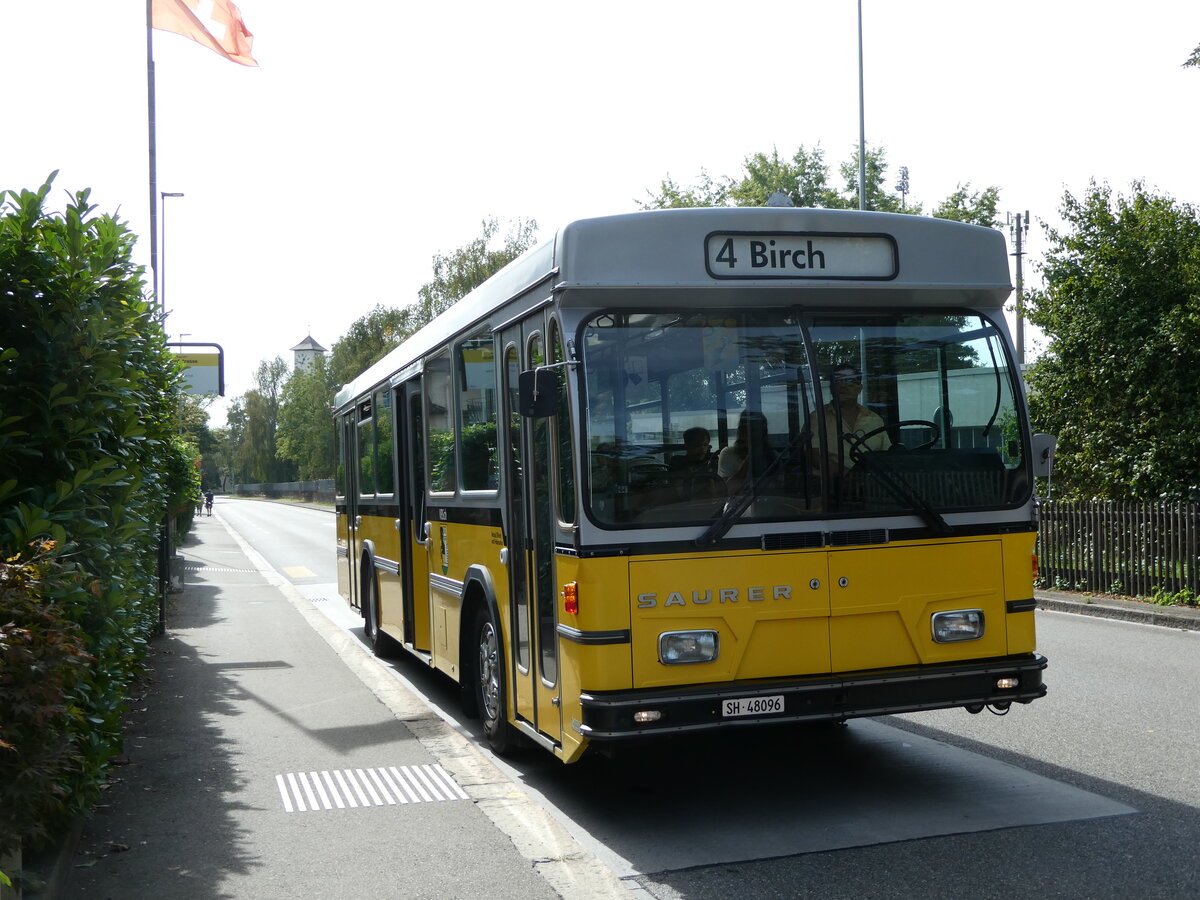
[474,606,514,756]
[363,571,395,658]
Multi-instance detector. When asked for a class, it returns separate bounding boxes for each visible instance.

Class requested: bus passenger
[718,411,775,490]
[669,427,713,474]
[815,366,890,474]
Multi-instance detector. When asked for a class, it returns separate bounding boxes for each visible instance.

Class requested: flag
[152,0,258,67]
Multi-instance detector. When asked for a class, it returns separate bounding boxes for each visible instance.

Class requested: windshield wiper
[853,451,953,537]
[694,434,808,547]
[694,478,758,547]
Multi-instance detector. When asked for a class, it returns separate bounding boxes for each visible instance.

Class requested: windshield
[581,308,1029,529]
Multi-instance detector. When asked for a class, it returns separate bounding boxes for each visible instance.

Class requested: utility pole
[1009,211,1030,368]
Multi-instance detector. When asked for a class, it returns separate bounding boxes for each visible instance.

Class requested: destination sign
[704,231,897,280]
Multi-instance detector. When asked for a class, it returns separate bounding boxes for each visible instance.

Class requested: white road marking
[276,765,466,813]
[320,771,345,809]
[332,769,358,808]
[275,774,294,813]
[285,772,305,811]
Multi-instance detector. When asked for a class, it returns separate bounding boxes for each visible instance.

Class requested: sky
[6,1,1199,426]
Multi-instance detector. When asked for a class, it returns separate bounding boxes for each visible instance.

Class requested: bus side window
[457,330,499,491]
[551,322,576,523]
[425,350,456,493]
[357,399,375,496]
[336,414,350,496]
[374,388,394,494]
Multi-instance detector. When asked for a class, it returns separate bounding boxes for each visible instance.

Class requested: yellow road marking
[282,566,317,579]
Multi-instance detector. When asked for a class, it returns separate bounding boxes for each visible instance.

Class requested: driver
[814,366,890,474]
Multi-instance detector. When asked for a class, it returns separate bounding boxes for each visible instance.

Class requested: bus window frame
[455,326,501,498]
[549,317,577,528]
[372,387,396,498]
[356,399,375,499]
[424,347,457,497]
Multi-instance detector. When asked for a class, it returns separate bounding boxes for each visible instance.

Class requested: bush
[0,175,194,850]
[0,542,90,853]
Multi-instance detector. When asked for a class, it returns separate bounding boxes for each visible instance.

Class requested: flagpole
[857,0,867,211]
[147,0,160,314]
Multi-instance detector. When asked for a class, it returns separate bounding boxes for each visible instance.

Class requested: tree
[1185,43,1199,67]
[173,395,220,492]
[328,304,416,390]
[327,217,540,393]
[638,143,1008,220]
[277,354,337,479]
[265,218,542,488]
[831,146,911,212]
[413,216,538,326]
[729,146,835,209]
[639,169,733,209]
[232,357,294,484]
[216,398,247,487]
[931,183,1001,228]
[1026,181,1200,500]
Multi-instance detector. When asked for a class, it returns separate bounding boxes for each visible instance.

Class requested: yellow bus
[334,207,1048,763]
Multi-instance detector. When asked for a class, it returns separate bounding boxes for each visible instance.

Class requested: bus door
[399,377,433,652]
[338,409,361,612]
[500,322,561,741]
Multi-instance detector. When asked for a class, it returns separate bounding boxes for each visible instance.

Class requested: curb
[1036,589,1200,631]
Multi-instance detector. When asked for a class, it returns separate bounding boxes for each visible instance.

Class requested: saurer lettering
[637,584,793,609]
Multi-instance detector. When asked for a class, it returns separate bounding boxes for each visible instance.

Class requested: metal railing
[1038,500,1200,597]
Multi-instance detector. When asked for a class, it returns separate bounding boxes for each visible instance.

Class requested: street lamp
[160,191,184,315]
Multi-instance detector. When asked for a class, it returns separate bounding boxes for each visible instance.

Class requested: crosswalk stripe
[275,764,466,813]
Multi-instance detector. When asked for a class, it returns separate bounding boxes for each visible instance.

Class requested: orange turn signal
[562,581,579,615]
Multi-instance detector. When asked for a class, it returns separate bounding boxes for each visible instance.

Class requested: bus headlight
[659,630,719,665]
[931,609,985,643]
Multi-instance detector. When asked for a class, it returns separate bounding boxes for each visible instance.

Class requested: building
[290,335,327,374]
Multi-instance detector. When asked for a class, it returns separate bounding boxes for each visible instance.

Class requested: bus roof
[334,208,1012,411]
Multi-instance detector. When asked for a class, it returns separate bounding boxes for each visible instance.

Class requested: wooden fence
[1038,500,1200,597]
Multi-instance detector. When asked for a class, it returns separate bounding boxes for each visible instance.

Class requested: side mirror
[518,368,559,418]
[1030,433,1057,478]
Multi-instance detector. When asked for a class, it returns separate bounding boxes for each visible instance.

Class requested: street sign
[173,342,225,396]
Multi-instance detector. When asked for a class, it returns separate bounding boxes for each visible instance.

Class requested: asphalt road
[61,500,621,900]
[67,498,1200,899]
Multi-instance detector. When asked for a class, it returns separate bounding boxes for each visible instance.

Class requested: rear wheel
[474,608,515,755]
[362,570,395,657]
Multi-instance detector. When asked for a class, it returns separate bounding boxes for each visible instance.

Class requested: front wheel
[474,608,515,755]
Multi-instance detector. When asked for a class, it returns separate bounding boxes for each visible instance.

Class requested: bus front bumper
[577,653,1048,740]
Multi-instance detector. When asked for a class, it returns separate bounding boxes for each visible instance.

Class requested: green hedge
[0,542,90,851]
[0,176,197,854]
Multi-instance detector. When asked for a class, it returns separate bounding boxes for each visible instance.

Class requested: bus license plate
[722,695,784,717]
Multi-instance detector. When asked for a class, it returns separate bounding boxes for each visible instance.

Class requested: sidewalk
[30,511,627,900]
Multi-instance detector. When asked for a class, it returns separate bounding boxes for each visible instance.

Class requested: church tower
[290,335,327,373]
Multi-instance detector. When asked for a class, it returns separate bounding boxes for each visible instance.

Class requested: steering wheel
[843,419,940,460]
